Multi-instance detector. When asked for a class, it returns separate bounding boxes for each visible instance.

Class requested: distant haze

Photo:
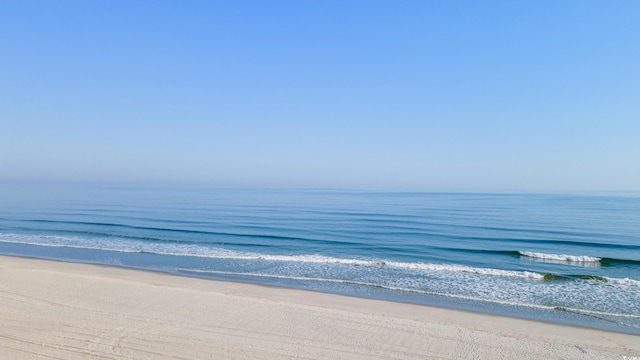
[2,1,639,191]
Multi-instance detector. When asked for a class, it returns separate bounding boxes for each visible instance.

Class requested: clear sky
[1,1,639,191]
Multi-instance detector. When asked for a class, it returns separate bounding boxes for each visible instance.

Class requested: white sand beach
[0,255,637,359]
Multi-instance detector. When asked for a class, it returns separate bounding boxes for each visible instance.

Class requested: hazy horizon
[2,1,639,192]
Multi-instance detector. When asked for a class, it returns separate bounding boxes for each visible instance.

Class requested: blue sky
[1,1,639,191]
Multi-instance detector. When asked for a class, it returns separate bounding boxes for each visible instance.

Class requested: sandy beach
[0,255,637,359]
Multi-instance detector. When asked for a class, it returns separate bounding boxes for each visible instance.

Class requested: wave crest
[519,251,601,263]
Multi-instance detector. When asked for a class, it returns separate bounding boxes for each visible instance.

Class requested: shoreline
[5,252,640,336]
[1,255,639,359]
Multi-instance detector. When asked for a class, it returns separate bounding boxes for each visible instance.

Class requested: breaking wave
[519,251,601,263]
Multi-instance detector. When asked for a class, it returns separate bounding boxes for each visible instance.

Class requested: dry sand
[0,255,638,359]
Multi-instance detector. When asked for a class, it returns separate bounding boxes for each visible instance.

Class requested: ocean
[1,184,639,334]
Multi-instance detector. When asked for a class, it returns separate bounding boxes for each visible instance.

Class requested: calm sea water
[1,184,639,334]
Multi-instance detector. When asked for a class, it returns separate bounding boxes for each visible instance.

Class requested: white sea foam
[176,268,640,320]
[519,251,601,263]
[384,261,544,280]
[4,233,639,288]
[0,233,543,280]
[605,277,640,287]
